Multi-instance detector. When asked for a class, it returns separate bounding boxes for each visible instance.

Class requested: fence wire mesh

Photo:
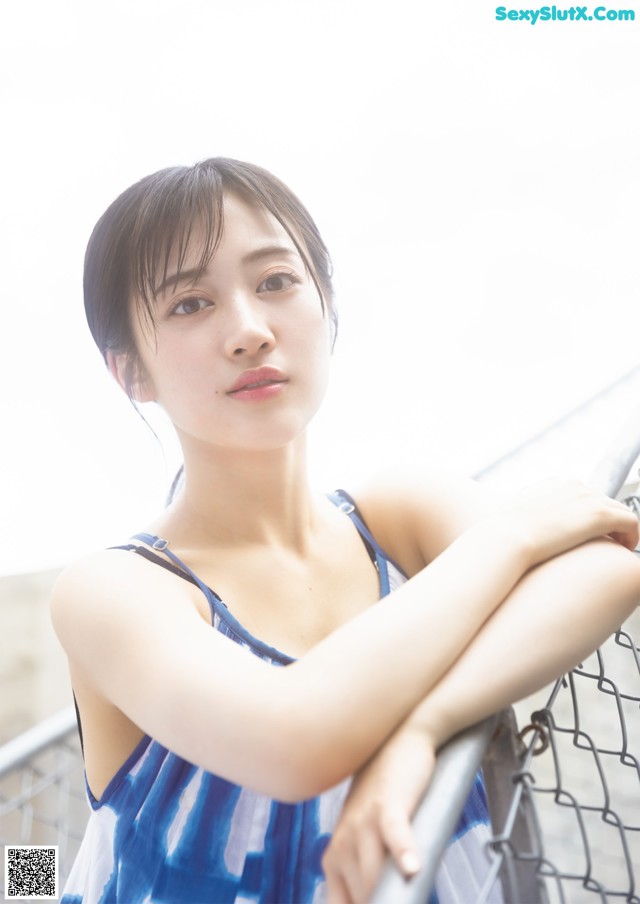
[486,600,640,904]
[0,722,86,894]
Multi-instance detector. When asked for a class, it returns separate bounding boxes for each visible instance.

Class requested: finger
[325,863,353,904]
[330,828,384,904]
[609,526,639,551]
[324,824,387,904]
[355,827,387,903]
[589,498,637,549]
[604,502,639,549]
[380,809,421,880]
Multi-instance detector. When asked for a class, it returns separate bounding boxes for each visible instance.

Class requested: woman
[52,157,640,904]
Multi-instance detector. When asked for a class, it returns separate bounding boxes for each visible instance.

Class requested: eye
[171,296,212,316]
[257,271,300,293]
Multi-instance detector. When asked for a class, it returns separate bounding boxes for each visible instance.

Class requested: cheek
[296,313,332,397]
[292,302,333,354]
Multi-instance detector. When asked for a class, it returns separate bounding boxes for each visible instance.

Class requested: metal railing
[372,403,640,903]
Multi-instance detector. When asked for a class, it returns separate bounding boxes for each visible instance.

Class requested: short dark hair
[84,157,337,393]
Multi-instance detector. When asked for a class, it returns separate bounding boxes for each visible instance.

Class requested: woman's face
[126,193,333,455]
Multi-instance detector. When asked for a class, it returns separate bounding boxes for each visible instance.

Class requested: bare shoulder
[50,546,206,673]
[50,549,128,639]
[349,464,494,575]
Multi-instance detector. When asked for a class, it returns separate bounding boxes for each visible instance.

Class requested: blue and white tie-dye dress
[61,491,497,904]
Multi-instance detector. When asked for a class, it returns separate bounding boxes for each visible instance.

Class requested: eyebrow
[153,244,300,296]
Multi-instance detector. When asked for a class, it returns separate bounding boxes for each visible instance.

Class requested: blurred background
[1,0,639,734]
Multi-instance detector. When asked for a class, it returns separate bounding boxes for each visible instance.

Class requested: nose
[223,295,275,358]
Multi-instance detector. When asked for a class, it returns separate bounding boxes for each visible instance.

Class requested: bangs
[129,166,226,330]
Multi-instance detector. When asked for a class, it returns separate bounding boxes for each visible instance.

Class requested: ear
[106,349,156,403]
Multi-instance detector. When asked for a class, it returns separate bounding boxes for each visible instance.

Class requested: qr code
[4,846,58,900]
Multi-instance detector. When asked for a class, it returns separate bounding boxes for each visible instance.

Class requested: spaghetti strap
[328,489,408,595]
[130,532,219,602]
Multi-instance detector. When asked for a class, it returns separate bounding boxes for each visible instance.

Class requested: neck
[164,433,320,552]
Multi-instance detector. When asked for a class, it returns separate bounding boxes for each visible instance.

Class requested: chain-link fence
[486,606,640,904]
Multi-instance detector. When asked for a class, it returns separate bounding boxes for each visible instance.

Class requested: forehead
[154,192,304,293]
[222,193,293,240]
[202,194,299,263]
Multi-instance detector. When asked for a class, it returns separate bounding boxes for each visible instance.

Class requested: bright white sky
[1,1,639,574]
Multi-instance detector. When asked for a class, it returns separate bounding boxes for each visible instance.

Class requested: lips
[227,366,288,395]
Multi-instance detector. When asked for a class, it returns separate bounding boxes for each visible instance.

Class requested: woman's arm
[51,480,637,803]
[322,535,640,903]
[410,537,640,744]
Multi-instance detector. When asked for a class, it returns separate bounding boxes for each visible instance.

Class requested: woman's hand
[323,726,436,904]
[493,479,639,568]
